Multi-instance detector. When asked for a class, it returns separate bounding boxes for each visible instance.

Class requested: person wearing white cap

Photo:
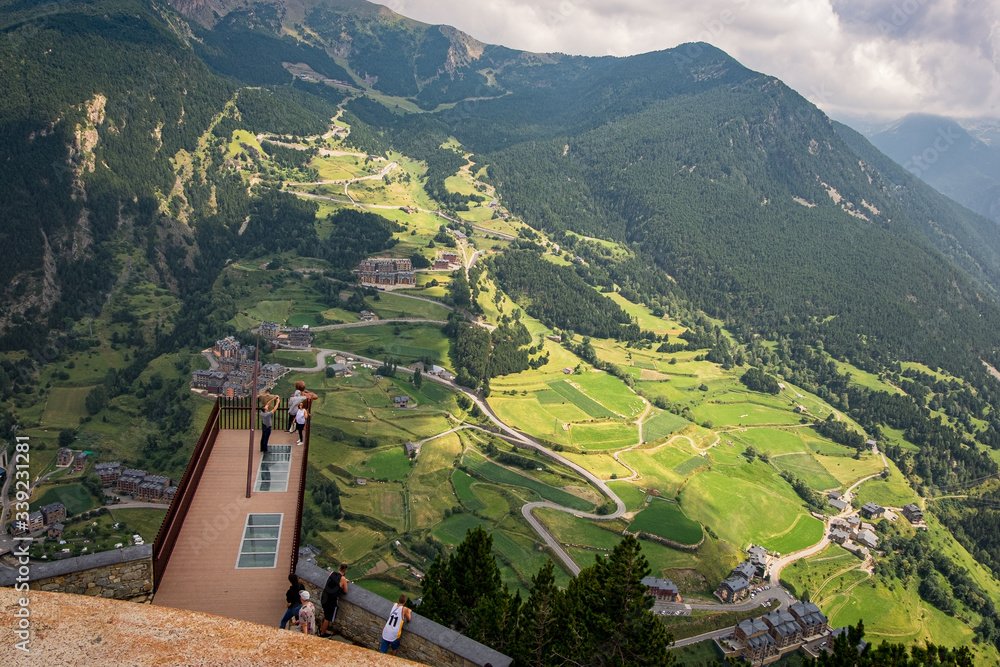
[294,589,316,635]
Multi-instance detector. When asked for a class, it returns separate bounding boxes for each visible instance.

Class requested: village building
[26,511,45,534]
[285,326,313,349]
[359,310,378,322]
[56,448,74,468]
[860,502,885,520]
[40,502,67,526]
[735,618,778,663]
[214,336,246,360]
[732,561,756,581]
[48,523,65,539]
[788,601,829,637]
[404,441,420,459]
[259,321,280,340]
[73,451,88,472]
[136,481,164,502]
[902,504,924,524]
[357,257,416,288]
[846,515,861,534]
[748,545,770,577]
[856,529,879,549]
[95,461,123,486]
[828,497,848,512]
[191,370,226,394]
[830,528,851,545]
[117,469,148,496]
[640,576,681,602]
[715,574,751,603]
[762,609,803,648]
[393,395,410,408]
[327,363,350,377]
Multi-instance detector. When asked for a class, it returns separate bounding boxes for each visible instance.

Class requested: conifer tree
[514,561,562,667]
[560,535,674,666]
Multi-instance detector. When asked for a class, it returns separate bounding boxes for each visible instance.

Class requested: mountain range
[867,113,1000,224]
[2,0,999,380]
[2,0,1000,659]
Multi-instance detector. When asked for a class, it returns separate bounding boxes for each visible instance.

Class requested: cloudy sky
[382,0,1000,122]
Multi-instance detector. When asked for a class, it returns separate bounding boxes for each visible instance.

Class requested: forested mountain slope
[5,0,1000,381]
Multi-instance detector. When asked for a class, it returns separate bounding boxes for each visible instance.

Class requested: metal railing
[218,396,292,431]
[152,400,221,591]
[289,417,311,575]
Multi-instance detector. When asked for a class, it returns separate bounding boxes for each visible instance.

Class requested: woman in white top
[294,404,308,445]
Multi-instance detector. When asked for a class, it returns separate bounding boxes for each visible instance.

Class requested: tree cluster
[419,528,674,667]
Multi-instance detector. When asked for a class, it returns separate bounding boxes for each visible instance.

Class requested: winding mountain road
[288,345,624,575]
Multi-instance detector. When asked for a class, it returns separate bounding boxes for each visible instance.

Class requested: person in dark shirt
[279,573,305,629]
[319,563,349,637]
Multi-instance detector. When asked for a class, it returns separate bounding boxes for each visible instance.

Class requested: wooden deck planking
[153,428,303,626]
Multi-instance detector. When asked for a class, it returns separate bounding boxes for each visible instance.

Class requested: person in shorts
[320,563,349,637]
[379,594,412,655]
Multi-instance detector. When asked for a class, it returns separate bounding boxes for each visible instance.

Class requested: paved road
[768,467,886,586]
[308,317,447,333]
[670,627,735,649]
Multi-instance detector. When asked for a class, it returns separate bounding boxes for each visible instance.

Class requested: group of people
[257,381,319,453]
[279,564,413,656]
[265,380,414,655]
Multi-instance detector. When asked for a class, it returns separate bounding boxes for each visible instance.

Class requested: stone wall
[0,545,153,602]
[296,557,511,667]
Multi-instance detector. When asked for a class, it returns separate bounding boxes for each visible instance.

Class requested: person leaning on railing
[286,380,319,434]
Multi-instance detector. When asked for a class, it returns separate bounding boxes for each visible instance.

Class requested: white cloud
[380,0,1000,120]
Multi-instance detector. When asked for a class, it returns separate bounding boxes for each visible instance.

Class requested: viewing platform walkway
[152,399,309,626]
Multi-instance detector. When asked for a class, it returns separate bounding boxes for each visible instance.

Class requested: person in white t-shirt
[378,594,412,655]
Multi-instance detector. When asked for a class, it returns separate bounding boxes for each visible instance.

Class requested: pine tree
[564,535,675,667]
[514,561,563,667]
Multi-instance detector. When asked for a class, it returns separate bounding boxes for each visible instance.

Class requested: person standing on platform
[287,385,304,433]
[259,393,280,454]
[294,401,308,446]
[378,594,412,655]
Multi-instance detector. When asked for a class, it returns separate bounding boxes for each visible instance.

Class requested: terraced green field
[628,498,703,545]
[451,469,483,511]
[314,323,450,368]
[682,463,823,553]
[31,483,99,515]
[41,386,92,429]
[642,410,689,443]
[769,452,840,491]
[463,452,594,512]
[549,379,615,418]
